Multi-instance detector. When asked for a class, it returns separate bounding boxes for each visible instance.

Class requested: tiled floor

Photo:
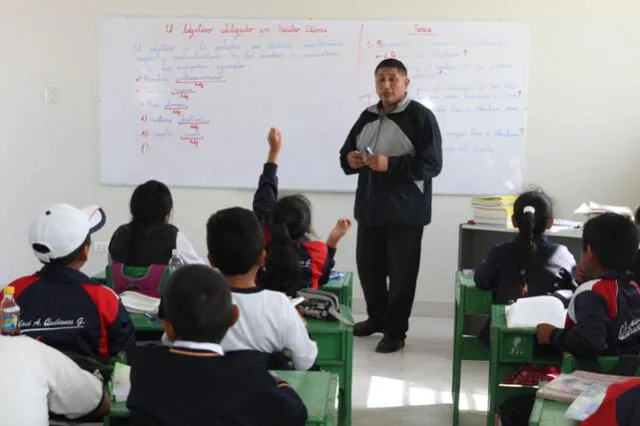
[351,316,488,426]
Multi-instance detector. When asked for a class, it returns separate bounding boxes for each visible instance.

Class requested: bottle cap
[3,286,15,295]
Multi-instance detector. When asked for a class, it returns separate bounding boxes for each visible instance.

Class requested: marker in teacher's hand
[364,147,373,155]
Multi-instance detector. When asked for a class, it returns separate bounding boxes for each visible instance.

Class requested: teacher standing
[339,59,443,353]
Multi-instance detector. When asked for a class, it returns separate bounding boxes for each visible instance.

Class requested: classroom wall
[1,0,639,315]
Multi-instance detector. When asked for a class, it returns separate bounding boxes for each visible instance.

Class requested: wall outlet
[94,241,109,253]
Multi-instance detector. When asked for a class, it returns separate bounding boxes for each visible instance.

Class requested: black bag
[297,289,353,325]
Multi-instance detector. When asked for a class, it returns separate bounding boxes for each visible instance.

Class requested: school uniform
[629,249,640,279]
[550,273,640,357]
[7,264,135,358]
[582,378,640,426]
[128,342,308,426]
[109,222,204,266]
[475,236,576,304]
[222,287,318,370]
[0,335,105,426]
[253,162,335,290]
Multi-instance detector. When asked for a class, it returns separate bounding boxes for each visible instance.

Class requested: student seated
[6,203,134,358]
[495,213,640,426]
[207,206,318,370]
[109,180,204,266]
[536,212,640,356]
[0,334,110,425]
[253,128,352,297]
[128,264,308,426]
[475,189,576,303]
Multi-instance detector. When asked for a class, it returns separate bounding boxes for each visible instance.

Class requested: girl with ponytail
[475,189,576,304]
[254,128,352,297]
[109,180,204,266]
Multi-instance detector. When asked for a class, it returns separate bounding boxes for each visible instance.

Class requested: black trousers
[356,224,424,340]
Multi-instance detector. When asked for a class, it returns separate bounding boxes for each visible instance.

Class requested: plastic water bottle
[168,249,185,273]
[1,286,21,336]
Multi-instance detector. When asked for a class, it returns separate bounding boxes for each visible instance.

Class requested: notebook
[506,296,567,329]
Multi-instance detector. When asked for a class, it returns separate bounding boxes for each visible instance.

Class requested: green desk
[91,270,353,309]
[529,396,576,426]
[106,370,339,426]
[452,271,492,426]
[488,305,562,426]
[126,308,353,426]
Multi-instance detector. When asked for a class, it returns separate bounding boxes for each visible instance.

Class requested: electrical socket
[94,241,109,253]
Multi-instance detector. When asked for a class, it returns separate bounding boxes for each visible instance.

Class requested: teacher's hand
[367,153,388,172]
[347,151,366,169]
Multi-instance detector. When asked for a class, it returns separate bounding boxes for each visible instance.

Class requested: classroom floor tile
[352,315,488,426]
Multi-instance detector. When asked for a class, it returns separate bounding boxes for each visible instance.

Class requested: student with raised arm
[253,128,352,297]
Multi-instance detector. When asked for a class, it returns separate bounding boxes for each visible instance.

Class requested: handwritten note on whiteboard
[99,18,529,194]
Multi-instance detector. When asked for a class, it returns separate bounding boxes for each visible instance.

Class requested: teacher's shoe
[353,319,383,337]
[375,336,405,353]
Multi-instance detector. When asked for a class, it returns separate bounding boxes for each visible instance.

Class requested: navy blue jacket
[551,273,640,357]
[475,236,576,304]
[7,265,135,358]
[339,97,442,226]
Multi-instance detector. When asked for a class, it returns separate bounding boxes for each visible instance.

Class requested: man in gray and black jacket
[339,59,443,353]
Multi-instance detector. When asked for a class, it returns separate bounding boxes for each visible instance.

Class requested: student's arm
[386,107,443,180]
[261,377,308,426]
[548,291,609,357]
[45,343,110,419]
[253,128,281,225]
[318,247,337,285]
[175,231,206,264]
[280,300,318,370]
[105,294,136,356]
[474,247,500,291]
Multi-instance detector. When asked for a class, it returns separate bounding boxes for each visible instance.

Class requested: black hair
[262,195,312,297]
[163,264,233,343]
[512,190,554,296]
[126,180,173,264]
[635,206,640,226]
[206,207,264,276]
[34,235,92,266]
[375,59,408,75]
[582,212,639,272]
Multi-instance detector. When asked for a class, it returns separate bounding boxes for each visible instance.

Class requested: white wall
[1,0,640,315]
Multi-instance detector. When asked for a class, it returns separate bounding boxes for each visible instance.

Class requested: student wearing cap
[4,203,134,359]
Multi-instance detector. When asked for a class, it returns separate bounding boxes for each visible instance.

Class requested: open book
[537,370,630,403]
[119,291,161,315]
[112,362,132,403]
[506,295,567,329]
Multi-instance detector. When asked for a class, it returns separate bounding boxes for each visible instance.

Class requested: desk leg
[452,299,463,426]
[487,326,500,426]
[343,327,353,426]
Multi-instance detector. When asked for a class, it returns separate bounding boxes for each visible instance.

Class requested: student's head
[263,195,312,297]
[130,180,173,224]
[29,204,106,269]
[511,190,554,296]
[163,264,238,343]
[582,212,639,276]
[206,207,265,276]
[635,206,640,226]
[375,59,410,107]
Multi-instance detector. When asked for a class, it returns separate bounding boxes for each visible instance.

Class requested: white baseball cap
[29,203,106,263]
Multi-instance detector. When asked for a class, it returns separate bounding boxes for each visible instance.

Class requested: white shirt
[175,231,206,265]
[0,335,103,426]
[222,288,318,370]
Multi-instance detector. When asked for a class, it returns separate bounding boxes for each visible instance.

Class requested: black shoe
[375,336,405,353]
[353,320,383,337]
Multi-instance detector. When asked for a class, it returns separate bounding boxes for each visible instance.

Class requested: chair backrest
[108,264,171,298]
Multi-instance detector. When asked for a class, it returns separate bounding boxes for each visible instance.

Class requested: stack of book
[471,195,517,227]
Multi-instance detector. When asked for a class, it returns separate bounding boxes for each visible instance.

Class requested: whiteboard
[99,17,529,194]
